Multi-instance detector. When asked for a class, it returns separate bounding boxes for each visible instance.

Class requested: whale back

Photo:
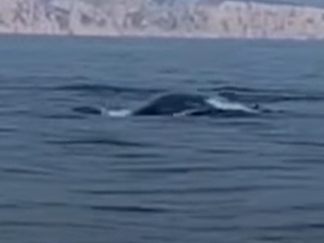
[133,93,208,116]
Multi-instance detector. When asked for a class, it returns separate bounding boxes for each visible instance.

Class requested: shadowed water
[1,36,324,243]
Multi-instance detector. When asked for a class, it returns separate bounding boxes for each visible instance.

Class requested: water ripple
[88,205,170,214]
[75,184,293,196]
[0,127,17,133]
[206,86,324,103]
[108,164,304,174]
[0,221,108,230]
[47,138,150,148]
[54,83,163,95]
[0,167,52,176]
[258,223,324,231]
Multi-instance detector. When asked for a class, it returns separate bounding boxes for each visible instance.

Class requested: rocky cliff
[1,0,324,39]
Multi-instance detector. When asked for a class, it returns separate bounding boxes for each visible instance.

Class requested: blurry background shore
[1,0,324,40]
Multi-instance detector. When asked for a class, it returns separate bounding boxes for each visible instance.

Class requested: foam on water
[104,108,132,117]
[205,97,257,113]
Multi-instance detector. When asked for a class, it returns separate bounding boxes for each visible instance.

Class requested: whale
[132,93,215,116]
[73,93,263,118]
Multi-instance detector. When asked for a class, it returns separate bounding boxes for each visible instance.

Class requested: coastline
[1,0,324,40]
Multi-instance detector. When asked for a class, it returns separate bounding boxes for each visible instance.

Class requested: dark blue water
[1,36,324,243]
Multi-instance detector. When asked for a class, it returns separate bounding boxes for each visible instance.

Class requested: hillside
[1,0,324,39]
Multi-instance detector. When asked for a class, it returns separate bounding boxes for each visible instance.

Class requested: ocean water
[1,36,324,243]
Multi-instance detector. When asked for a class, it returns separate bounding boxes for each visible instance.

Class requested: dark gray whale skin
[73,93,263,117]
[73,106,102,115]
[132,93,214,116]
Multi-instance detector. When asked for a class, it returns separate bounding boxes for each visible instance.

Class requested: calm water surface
[1,36,324,243]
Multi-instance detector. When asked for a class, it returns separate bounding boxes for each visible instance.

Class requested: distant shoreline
[1,33,324,43]
[1,0,324,40]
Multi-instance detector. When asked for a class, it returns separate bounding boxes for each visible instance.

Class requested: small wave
[55,83,163,95]
[212,86,324,104]
[48,138,147,147]
[213,86,259,93]
[0,127,17,133]
[1,167,51,176]
[88,205,169,214]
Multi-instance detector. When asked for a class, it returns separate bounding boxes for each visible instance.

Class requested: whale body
[73,93,262,118]
[132,93,214,116]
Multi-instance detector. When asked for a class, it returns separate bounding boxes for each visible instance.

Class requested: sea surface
[1,36,324,243]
